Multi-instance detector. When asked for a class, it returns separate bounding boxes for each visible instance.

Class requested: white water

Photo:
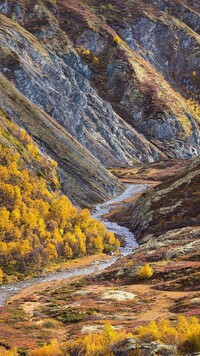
[0,184,146,306]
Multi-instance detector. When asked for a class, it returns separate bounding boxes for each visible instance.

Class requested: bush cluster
[0,112,120,281]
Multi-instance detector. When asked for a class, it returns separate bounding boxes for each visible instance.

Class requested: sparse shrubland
[4,316,198,355]
[0,111,120,281]
[75,46,99,65]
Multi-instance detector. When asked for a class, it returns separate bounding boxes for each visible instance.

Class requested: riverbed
[0,184,147,306]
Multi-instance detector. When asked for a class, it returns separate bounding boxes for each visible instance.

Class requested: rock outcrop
[131,155,200,240]
[112,339,177,356]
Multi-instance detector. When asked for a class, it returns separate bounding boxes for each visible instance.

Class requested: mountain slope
[0,10,165,167]
[100,0,200,99]
[96,157,200,297]
[131,155,200,242]
[0,74,122,206]
[58,0,200,158]
[0,0,200,166]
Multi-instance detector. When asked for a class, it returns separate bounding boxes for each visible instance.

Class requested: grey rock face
[143,0,200,35]
[56,4,199,161]
[76,29,107,54]
[112,338,177,356]
[0,72,123,207]
[116,13,200,99]
[0,0,200,173]
[0,0,8,15]
[128,112,199,158]
[0,14,165,167]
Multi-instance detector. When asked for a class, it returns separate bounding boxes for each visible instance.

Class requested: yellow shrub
[177,115,192,136]
[0,348,18,356]
[113,35,121,44]
[107,4,115,11]
[84,333,104,356]
[82,49,90,57]
[51,322,132,356]
[137,263,153,279]
[138,321,159,342]
[187,98,200,124]
[186,332,200,353]
[93,56,99,65]
[30,340,62,356]
[158,319,178,345]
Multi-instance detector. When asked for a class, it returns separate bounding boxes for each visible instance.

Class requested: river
[0,184,147,306]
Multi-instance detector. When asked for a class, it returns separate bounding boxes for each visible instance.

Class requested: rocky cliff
[1,0,200,159]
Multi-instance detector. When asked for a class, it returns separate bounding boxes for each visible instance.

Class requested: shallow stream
[0,184,146,306]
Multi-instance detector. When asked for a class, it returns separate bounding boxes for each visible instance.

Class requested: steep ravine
[1,0,200,165]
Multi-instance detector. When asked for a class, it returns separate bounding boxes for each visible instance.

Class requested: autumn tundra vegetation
[30,315,200,355]
[1,316,200,355]
[0,0,200,354]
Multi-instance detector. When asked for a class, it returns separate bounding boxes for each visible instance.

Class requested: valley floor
[0,160,199,354]
[0,257,199,351]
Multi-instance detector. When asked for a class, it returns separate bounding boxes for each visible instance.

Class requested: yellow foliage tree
[0,348,18,356]
[45,243,58,261]
[138,320,159,342]
[52,322,132,355]
[0,114,120,280]
[30,340,62,356]
[0,268,3,285]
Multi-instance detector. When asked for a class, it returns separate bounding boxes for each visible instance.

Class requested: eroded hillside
[0,0,200,171]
